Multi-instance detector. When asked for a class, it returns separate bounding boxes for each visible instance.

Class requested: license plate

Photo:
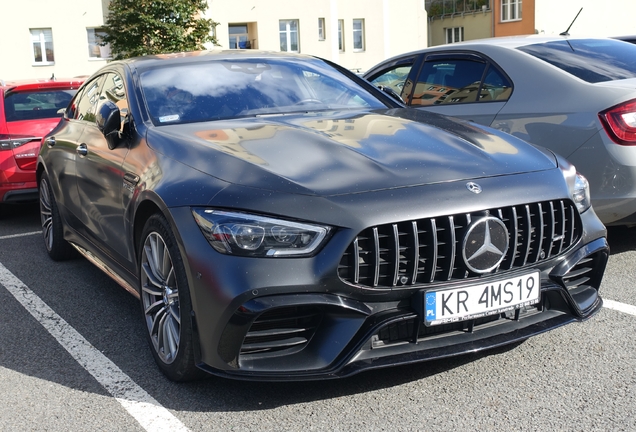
[424,271,540,326]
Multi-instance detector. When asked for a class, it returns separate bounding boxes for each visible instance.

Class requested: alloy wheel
[141,232,181,364]
[39,177,54,251]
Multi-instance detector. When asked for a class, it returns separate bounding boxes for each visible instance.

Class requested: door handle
[45,137,56,148]
[77,143,88,157]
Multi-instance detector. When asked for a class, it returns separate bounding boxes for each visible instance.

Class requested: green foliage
[102,0,218,60]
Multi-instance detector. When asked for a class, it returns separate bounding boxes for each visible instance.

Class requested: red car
[0,77,83,209]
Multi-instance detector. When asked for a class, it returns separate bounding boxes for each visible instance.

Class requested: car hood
[146,108,557,196]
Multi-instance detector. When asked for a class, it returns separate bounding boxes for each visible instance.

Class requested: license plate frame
[423,271,541,326]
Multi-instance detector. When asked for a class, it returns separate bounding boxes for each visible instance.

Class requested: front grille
[239,306,322,357]
[339,200,581,289]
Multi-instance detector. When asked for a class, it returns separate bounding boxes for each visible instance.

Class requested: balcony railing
[426,0,491,18]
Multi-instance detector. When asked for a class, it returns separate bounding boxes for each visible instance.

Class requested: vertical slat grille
[338,200,582,289]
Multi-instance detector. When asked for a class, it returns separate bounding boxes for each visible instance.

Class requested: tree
[102,0,218,60]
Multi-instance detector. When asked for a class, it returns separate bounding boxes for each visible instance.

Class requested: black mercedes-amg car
[38,50,608,382]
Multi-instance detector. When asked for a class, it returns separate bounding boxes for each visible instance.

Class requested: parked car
[38,50,608,382]
[0,77,83,211]
[364,35,636,226]
[612,35,636,44]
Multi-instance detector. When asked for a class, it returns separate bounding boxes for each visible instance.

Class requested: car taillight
[13,140,40,170]
[0,134,11,151]
[0,135,41,170]
[599,99,636,145]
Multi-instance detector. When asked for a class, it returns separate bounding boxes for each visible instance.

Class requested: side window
[411,59,486,106]
[74,76,106,122]
[98,72,129,132]
[480,66,512,102]
[370,64,413,102]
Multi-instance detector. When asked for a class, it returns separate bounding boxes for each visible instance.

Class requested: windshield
[517,39,636,83]
[140,58,386,125]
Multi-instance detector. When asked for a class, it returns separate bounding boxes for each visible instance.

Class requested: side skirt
[70,242,140,299]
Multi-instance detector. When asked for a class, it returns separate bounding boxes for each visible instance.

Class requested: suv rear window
[4,89,75,122]
[517,39,636,83]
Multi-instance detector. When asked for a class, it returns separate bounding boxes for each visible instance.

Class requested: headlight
[192,209,330,257]
[559,156,591,214]
[572,172,591,213]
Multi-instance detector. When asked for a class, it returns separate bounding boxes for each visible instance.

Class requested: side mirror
[96,101,121,149]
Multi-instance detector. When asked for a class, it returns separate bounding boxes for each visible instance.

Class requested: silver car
[364,36,636,226]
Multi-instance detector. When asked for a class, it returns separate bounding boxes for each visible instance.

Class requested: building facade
[426,0,535,46]
[426,0,636,47]
[0,0,427,81]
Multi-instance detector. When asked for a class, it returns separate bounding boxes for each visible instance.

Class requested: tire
[139,214,202,382]
[39,172,76,261]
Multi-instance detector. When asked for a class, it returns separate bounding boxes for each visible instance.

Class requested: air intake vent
[240,306,322,358]
[339,200,581,289]
[561,250,605,291]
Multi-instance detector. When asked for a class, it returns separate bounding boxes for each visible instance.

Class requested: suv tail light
[0,135,41,170]
[599,99,636,145]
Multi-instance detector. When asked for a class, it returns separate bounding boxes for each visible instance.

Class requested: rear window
[517,39,636,83]
[3,89,76,122]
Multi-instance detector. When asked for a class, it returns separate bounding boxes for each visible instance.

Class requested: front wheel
[39,172,75,261]
[139,214,201,381]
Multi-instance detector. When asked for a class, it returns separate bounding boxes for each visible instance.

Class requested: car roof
[385,34,621,58]
[1,77,85,93]
[114,49,319,73]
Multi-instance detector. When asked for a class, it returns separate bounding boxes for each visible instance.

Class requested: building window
[279,20,299,52]
[229,24,250,49]
[445,27,464,44]
[338,20,344,52]
[87,28,111,59]
[30,28,54,64]
[501,0,522,22]
[318,18,325,41]
[353,19,365,51]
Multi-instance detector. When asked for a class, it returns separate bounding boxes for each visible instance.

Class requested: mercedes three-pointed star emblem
[462,216,509,273]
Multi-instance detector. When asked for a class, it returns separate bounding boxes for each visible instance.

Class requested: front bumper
[180,215,607,381]
[165,170,608,381]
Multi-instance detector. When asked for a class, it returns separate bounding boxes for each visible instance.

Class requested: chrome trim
[372,227,380,287]
[536,202,544,263]
[447,216,455,281]
[353,237,360,284]
[411,221,419,285]
[392,224,399,286]
[429,219,438,283]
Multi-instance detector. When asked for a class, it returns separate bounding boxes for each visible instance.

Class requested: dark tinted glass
[4,89,76,122]
[517,39,636,83]
[412,59,486,106]
[75,75,106,122]
[140,58,386,125]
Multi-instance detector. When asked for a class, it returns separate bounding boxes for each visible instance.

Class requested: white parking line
[603,299,636,316]
[0,231,41,240]
[0,262,191,432]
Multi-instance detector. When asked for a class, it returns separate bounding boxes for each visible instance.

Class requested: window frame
[445,27,464,44]
[338,19,345,52]
[501,0,522,22]
[318,18,325,41]
[87,28,111,60]
[279,19,300,53]
[352,19,365,52]
[30,28,55,65]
